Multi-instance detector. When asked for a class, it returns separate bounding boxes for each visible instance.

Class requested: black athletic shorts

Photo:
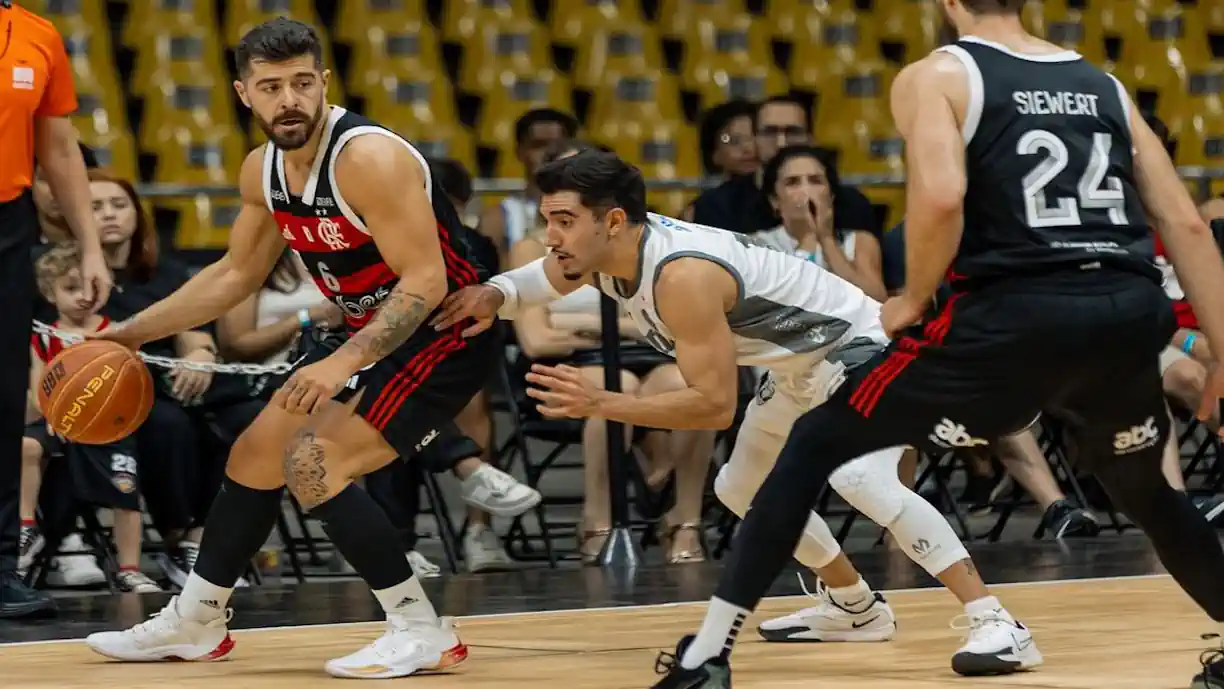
[24,421,142,511]
[298,324,502,459]
[804,270,1177,471]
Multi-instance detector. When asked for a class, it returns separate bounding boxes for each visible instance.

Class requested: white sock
[372,576,439,623]
[680,597,748,669]
[828,577,874,614]
[964,595,1006,619]
[176,573,232,623]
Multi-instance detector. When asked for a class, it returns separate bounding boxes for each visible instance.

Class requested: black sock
[310,483,415,590]
[193,478,284,586]
[1097,457,1224,621]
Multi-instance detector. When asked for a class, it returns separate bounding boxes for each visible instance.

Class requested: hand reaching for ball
[86,320,148,351]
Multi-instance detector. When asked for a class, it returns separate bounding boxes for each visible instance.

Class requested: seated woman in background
[509,140,716,564]
[755,144,887,302]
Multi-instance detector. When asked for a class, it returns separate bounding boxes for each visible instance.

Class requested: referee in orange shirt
[0,0,112,617]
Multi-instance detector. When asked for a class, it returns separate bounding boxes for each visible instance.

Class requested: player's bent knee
[713,463,752,516]
[829,448,907,526]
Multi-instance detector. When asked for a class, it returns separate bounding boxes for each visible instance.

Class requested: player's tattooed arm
[329,136,452,371]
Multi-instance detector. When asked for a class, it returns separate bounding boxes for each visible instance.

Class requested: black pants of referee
[0,191,38,574]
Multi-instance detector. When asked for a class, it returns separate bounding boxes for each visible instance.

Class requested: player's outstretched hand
[880,295,927,340]
[85,321,147,351]
[274,357,351,415]
[1199,364,1224,437]
[525,363,601,419]
[430,284,504,337]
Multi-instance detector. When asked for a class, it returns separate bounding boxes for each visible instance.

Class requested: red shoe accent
[201,634,235,661]
[431,642,468,670]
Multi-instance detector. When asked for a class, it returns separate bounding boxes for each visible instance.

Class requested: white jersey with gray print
[594,213,887,399]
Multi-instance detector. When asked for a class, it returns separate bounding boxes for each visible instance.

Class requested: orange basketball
[37,340,155,445]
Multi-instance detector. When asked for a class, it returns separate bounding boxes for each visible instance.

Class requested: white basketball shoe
[86,596,234,662]
[324,615,468,679]
[757,576,897,642]
[950,608,1043,676]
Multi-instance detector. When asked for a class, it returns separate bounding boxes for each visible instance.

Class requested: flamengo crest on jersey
[262,106,484,330]
[594,213,887,378]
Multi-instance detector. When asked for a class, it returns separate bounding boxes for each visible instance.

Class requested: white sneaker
[17,524,44,575]
[116,570,163,594]
[158,542,250,590]
[324,615,467,679]
[458,465,541,518]
[407,550,442,579]
[463,524,515,573]
[46,534,107,588]
[86,596,235,662]
[950,608,1043,676]
[757,575,897,642]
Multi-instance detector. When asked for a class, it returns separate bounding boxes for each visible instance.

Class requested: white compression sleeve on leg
[829,447,969,577]
[487,257,563,319]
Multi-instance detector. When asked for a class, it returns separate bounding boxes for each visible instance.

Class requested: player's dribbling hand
[525,363,602,419]
[429,285,503,337]
[274,357,351,415]
[880,295,927,340]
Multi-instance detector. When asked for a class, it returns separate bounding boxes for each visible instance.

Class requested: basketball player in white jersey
[432,150,1042,674]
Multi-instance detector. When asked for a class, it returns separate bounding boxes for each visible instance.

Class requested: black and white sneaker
[158,541,250,589]
[1193,495,1224,527]
[650,636,732,689]
[1193,634,1224,688]
[17,524,45,575]
[1041,500,1100,539]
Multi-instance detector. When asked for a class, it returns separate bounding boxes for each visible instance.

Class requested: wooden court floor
[0,575,1212,688]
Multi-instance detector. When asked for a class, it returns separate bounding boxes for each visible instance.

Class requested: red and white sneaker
[86,596,234,662]
[325,616,467,679]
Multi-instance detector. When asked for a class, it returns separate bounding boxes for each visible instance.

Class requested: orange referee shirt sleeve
[35,32,77,117]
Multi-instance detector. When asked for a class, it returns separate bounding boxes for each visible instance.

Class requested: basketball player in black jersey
[651,1,1224,688]
[82,19,495,678]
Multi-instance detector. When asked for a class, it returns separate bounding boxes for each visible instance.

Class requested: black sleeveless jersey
[939,36,1159,287]
[262,106,488,332]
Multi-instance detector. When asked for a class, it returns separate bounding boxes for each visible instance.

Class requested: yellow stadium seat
[169,196,243,250]
[1041,9,1108,64]
[70,83,130,138]
[1175,109,1224,170]
[608,124,700,217]
[767,0,858,39]
[77,127,140,182]
[1108,59,1186,122]
[656,0,745,40]
[139,77,236,152]
[587,68,683,133]
[150,126,246,185]
[226,0,323,45]
[369,116,478,177]
[813,66,896,156]
[549,0,645,45]
[122,0,218,47]
[24,0,108,27]
[691,64,790,112]
[477,69,573,146]
[131,30,228,99]
[347,19,442,97]
[876,0,940,63]
[457,17,550,94]
[789,9,882,92]
[363,72,459,130]
[679,15,774,92]
[336,0,425,43]
[1114,6,1209,81]
[441,0,534,43]
[572,20,662,90]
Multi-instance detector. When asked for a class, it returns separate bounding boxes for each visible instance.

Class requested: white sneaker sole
[758,620,897,642]
[87,633,235,663]
[324,641,468,679]
[463,490,542,518]
[951,643,1043,676]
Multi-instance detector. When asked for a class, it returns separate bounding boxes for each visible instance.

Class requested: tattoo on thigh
[284,428,329,509]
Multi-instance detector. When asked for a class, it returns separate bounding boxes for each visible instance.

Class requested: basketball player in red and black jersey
[84,19,492,678]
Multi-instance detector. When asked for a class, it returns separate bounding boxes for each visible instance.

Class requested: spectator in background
[21,244,161,592]
[85,169,253,588]
[686,95,879,240]
[509,140,715,564]
[477,108,579,266]
[698,99,758,180]
[755,145,887,301]
[0,0,113,617]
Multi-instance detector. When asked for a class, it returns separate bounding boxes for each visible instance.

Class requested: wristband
[298,309,314,328]
[1183,332,1197,355]
[487,257,561,319]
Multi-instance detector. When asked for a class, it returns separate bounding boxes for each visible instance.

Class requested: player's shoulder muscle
[334,132,425,191]
[891,51,970,132]
[238,145,270,207]
[654,257,738,327]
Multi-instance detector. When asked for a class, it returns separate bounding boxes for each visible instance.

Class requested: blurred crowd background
[13,0,1224,597]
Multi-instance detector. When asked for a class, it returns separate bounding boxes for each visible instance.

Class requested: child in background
[21,244,161,593]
